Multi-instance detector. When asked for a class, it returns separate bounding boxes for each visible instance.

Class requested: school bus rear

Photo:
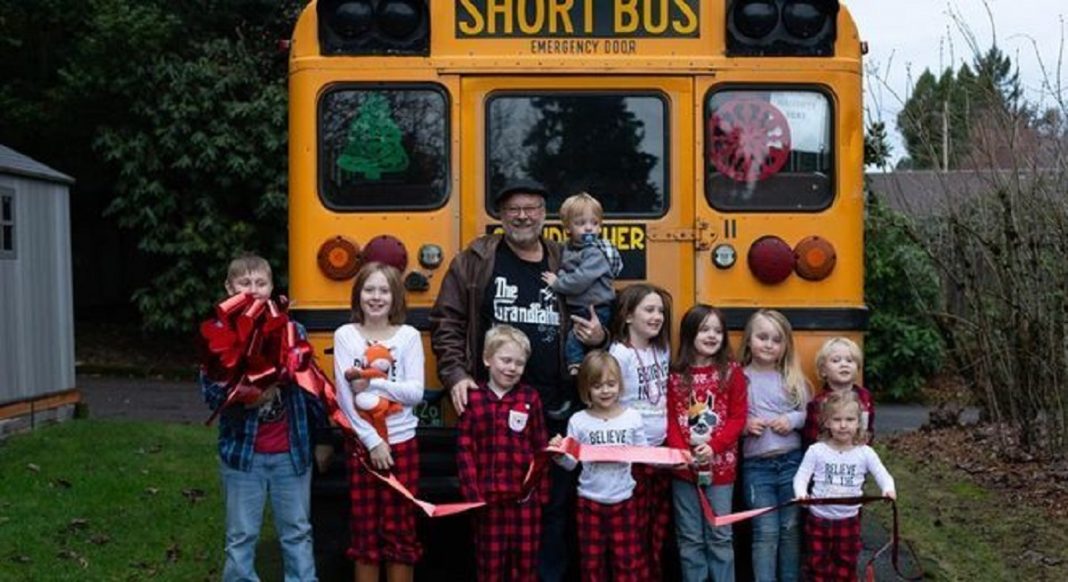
[288,1,865,415]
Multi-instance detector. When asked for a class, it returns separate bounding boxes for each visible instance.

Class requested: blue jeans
[673,480,735,582]
[743,449,802,582]
[564,303,613,369]
[221,453,317,582]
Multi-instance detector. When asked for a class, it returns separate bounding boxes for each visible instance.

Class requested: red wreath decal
[709,98,792,182]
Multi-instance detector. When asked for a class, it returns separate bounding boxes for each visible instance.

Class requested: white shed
[0,144,78,434]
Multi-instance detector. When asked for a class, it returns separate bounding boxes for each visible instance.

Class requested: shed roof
[0,144,75,185]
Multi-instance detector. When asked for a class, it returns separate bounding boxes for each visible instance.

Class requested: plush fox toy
[345,343,402,442]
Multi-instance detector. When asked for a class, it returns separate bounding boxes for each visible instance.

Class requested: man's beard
[504,221,541,247]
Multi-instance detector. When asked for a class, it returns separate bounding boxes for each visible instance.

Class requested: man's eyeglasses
[501,203,545,217]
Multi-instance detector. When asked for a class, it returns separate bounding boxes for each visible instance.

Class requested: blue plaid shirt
[200,371,325,473]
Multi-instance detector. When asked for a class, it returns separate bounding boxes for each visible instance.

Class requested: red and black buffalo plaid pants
[346,438,422,565]
[576,495,642,582]
[803,512,863,582]
[633,464,672,580]
[473,494,542,582]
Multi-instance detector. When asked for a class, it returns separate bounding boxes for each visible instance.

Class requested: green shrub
[864,190,944,401]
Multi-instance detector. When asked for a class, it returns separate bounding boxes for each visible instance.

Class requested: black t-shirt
[480,241,563,408]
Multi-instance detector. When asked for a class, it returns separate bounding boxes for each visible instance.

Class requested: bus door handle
[647,220,715,251]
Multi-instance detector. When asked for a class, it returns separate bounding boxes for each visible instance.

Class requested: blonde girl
[793,391,896,581]
[802,337,876,446]
[607,283,672,579]
[333,262,425,581]
[740,309,809,582]
[552,350,647,582]
[665,304,747,582]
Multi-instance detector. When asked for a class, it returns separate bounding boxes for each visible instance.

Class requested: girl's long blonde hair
[739,309,808,407]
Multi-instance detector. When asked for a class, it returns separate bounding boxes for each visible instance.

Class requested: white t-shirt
[793,442,896,520]
[558,408,648,504]
[609,342,669,445]
[333,324,425,450]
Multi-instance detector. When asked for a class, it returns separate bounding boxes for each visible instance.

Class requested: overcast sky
[843,0,1066,165]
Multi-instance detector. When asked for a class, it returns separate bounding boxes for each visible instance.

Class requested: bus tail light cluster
[727,0,839,57]
[318,0,429,56]
[317,235,442,292]
[744,235,836,284]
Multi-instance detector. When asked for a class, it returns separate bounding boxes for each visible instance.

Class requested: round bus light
[418,244,443,269]
[333,0,374,39]
[793,235,836,280]
[782,0,834,40]
[377,0,423,39]
[362,234,408,273]
[732,0,779,39]
[748,235,795,284]
[317,236,362,281]
[712,244,737,269]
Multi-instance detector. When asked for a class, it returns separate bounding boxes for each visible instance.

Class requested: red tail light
[748,235,795,284]
[362,234,408,272]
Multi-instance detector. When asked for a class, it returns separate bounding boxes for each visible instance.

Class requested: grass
[0,419,282,581]
[867,444,1068,581]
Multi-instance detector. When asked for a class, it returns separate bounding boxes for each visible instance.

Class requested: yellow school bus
[288,0,866,423]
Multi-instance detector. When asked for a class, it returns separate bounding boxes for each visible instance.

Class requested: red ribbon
[695,493,922,580]
[354,437,690,518]
[200,293,341,426]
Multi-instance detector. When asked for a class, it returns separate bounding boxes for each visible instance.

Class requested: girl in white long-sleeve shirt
[551,351,648,582]
[793,391,896,582]
[333,262,425,581]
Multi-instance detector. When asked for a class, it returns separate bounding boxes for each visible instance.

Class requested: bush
[864,190,945,401]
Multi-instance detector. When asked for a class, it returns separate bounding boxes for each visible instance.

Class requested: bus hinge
[647,220,716,251]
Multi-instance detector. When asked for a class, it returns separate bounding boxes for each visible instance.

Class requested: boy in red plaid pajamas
[794,391,896,582]
[552,351,648,582]
[457,325,549,582]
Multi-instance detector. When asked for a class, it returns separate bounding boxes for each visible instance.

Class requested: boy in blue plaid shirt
[200,254,329,581]
[541,192,623,375]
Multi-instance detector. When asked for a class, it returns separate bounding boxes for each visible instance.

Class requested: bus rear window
[486,93,667,216]
[705,89,833,211]
[319,86,448,210]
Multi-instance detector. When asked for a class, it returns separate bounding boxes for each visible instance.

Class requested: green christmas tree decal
[337,93,410,180]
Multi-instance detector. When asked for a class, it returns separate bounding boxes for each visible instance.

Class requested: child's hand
[344,369,370,393]
[549,434,564,448]
[540,271,558,286]
[768,415,792,435]
[369,442,394,470]
[745,417,766,436]
[884,489,897,500]
[692,443,713,465]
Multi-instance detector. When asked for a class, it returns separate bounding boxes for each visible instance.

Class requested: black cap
[493,179,549,209]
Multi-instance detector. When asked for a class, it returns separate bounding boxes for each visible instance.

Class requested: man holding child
[429,179,607,582]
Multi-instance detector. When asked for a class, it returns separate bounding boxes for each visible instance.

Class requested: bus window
[486,93,668,216]
[705,89,833,212]
[319,86,449,210]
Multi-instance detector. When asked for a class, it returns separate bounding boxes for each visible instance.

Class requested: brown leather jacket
[429,234,570,397]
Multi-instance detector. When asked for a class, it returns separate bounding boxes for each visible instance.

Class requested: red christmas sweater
[665,361,748,485]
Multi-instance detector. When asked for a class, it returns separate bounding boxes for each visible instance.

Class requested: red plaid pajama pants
[633,464,672,581]
[474,494,542,582]
[576,496,642,582]
[346,438,422,565]
[803,513,862,582]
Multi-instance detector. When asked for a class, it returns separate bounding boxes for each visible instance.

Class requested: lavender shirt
[743,368,808,459]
